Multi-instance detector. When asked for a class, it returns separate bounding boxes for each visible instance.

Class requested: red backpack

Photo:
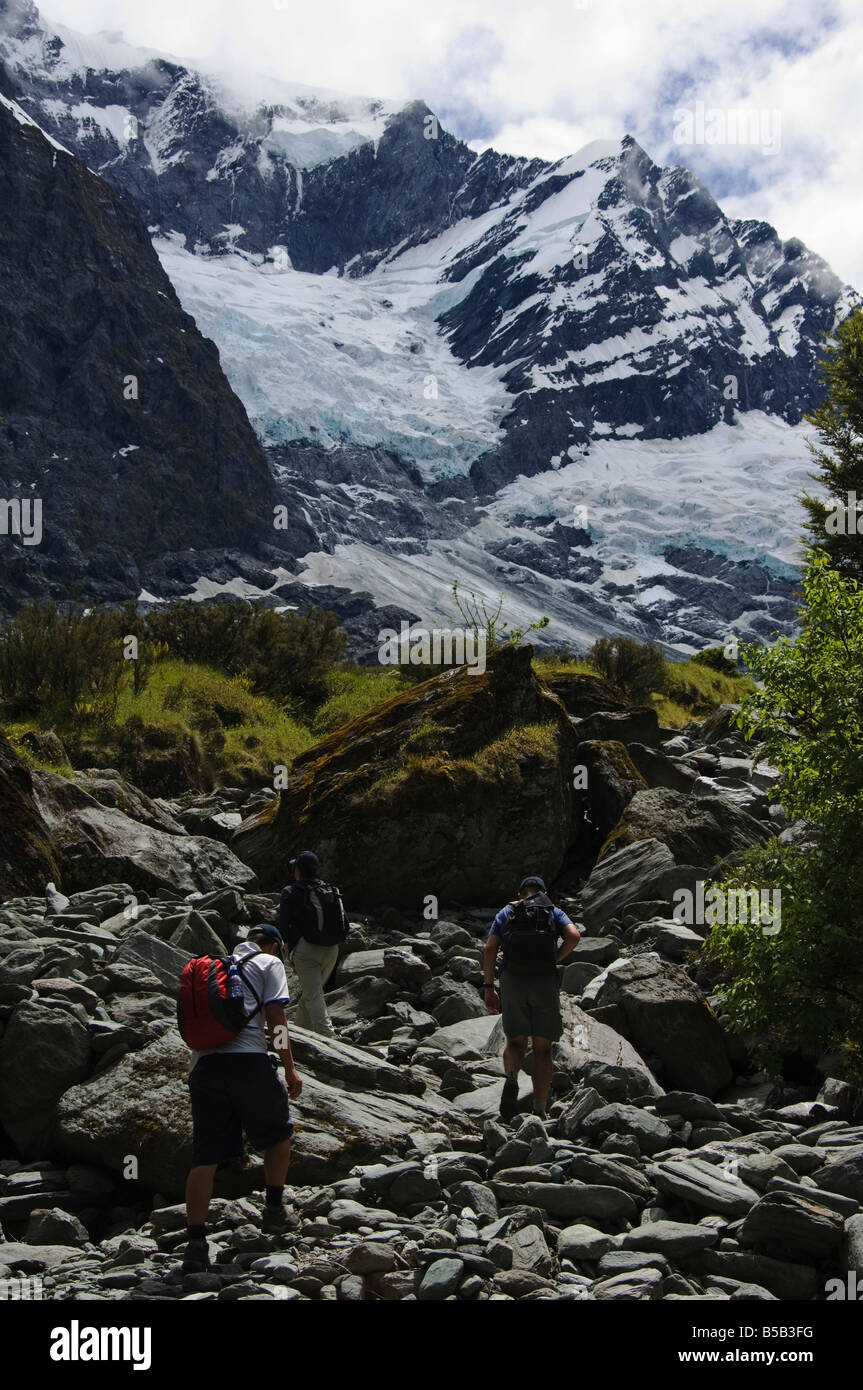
[177,952,263,1051]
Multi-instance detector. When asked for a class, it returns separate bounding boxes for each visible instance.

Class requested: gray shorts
[499,970,562,1042]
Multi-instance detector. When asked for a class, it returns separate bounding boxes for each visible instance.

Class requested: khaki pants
[291,938,340,1036]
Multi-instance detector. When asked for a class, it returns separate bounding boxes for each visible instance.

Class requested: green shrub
[587,636,667,703]
[691,646,739,677]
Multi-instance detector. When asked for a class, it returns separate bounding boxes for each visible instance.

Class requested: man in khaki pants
[278,851,347,1037]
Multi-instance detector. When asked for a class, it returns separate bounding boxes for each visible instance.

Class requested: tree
[801,307,863,580]
[705,550,863,1077]
[587,636,666,703]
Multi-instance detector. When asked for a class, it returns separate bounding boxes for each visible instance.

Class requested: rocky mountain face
[0,78,293,608]
[0,0,859,649]
[0,662,861,1301]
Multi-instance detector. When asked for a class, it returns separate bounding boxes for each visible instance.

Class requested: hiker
[278,850,349,1038]
[179,924,302,1272]
[483,876,580,1120]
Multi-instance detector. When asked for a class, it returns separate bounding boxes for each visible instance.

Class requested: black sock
[265,1184,284,1208]
[187,1224,206,1241]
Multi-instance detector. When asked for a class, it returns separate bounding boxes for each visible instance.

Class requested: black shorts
[189,1053,294,1165]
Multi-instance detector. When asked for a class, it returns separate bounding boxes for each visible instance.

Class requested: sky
[38,0,863,288]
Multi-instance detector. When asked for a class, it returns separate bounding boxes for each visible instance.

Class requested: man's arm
[483,934,501,1014]
[266,1003,302,1098]
[557,921,581,963]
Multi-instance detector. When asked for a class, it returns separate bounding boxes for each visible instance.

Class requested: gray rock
[654,1091,723,1122]
[587,954,732,1097]
[678,1249,817,1300]
[738,1191,845,1260]
[112,932,193,992]
[593,1267,663,1300]
[558,1087,604,1138]
[597,1250,668,1274]
[556,1224,616,1261]
[248,1254,300,1283]
[650,1158,760,1216]
[417,1257,463,1301]
[25,1208,90,1246]
[504,1224,551,1275]
[622,1221,720,1257]
[581,839,676,928]
[513,1182,637,1222]
[0,1002,91,1150]
[32,770,258,895]
[570,937,621,967]
[344,1243,398,1275]
[580,1102,674,1154]
[449,1181,498,1224]
[561,961,603,995]
[168,912,227,958]
[812,1146,863,1203]
[845,1213,863,1272]
[384,948,431,987]
[0,1243,84,1270]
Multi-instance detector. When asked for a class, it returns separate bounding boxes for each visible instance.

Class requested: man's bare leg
[185,1164,217,1227]
[531,1037,553,1112]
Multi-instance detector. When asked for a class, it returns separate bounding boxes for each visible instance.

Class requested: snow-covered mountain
[1,0,858,653]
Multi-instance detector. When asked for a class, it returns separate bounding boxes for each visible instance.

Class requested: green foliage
[705,551,863,1077]
[691,646,739,677]
[801,307,863,580]
[144,602,347,711]
[450,580,549,651]
[587,636,667,703]
[0,600,128,713]
[311,667,410,736]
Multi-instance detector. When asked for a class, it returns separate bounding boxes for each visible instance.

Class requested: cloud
[39,0,862,286]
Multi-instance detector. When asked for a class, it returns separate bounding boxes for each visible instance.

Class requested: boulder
[0,1001,91,1151]
[581,839,677,927]
[572,740,646,839]
[650,1157,760,1216]
[484,996,663,1097]
[538,672,629,719]
[622,1221,719,1257]
[738,1191,844,1260]
[598,788,772,867]
[556,1224,616,1261]
[586,955,733,1096]
[71,770,187,836]
[31,770,258,895]
[231,645,579,906]
[570,708,662,748]
[625,743,698,794]
[112,931,193,992]
[579,1103,674,1154]
[811,1147,863,1204]
[0,730,59,899]
[55,1029,475,1196]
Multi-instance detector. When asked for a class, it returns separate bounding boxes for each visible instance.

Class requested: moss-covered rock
[0,729,59,899]
[233,645,579,906]
[599,788,773,866]
[574,739,647,840]
[539,671,630,719]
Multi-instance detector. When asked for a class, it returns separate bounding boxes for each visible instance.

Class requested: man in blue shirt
[483,876,580,1119]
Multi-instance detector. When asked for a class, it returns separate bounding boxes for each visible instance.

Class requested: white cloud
[38,0,862,286]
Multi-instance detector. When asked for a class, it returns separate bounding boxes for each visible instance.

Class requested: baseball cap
[519,876,546,893]
[248,923,284,948]
[290,850,320,876]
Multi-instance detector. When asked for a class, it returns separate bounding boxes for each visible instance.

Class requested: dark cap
[290,850,320,877]
[248,923,284,948]
[519,876,546,893]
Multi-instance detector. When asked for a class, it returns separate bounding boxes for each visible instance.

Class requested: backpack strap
[233,951,265,1027]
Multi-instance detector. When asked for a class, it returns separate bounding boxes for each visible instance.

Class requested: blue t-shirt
[489,902,573,972]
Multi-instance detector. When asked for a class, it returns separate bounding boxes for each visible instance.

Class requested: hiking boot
[499,1069,520,1121]
[261,1204,299,1235]
[181,1237,211,1273]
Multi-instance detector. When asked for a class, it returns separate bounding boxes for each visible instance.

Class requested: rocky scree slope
[1,666,861,1299]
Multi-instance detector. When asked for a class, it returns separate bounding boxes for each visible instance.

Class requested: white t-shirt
[190,942,291,1068]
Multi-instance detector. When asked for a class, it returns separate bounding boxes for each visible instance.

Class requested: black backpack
[500,893,559,976]
[295,879,349,946]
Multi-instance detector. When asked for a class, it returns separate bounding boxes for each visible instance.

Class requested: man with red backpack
[483,876,580,1121]
[278,850,349,1038]
[178,924,302,1273]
